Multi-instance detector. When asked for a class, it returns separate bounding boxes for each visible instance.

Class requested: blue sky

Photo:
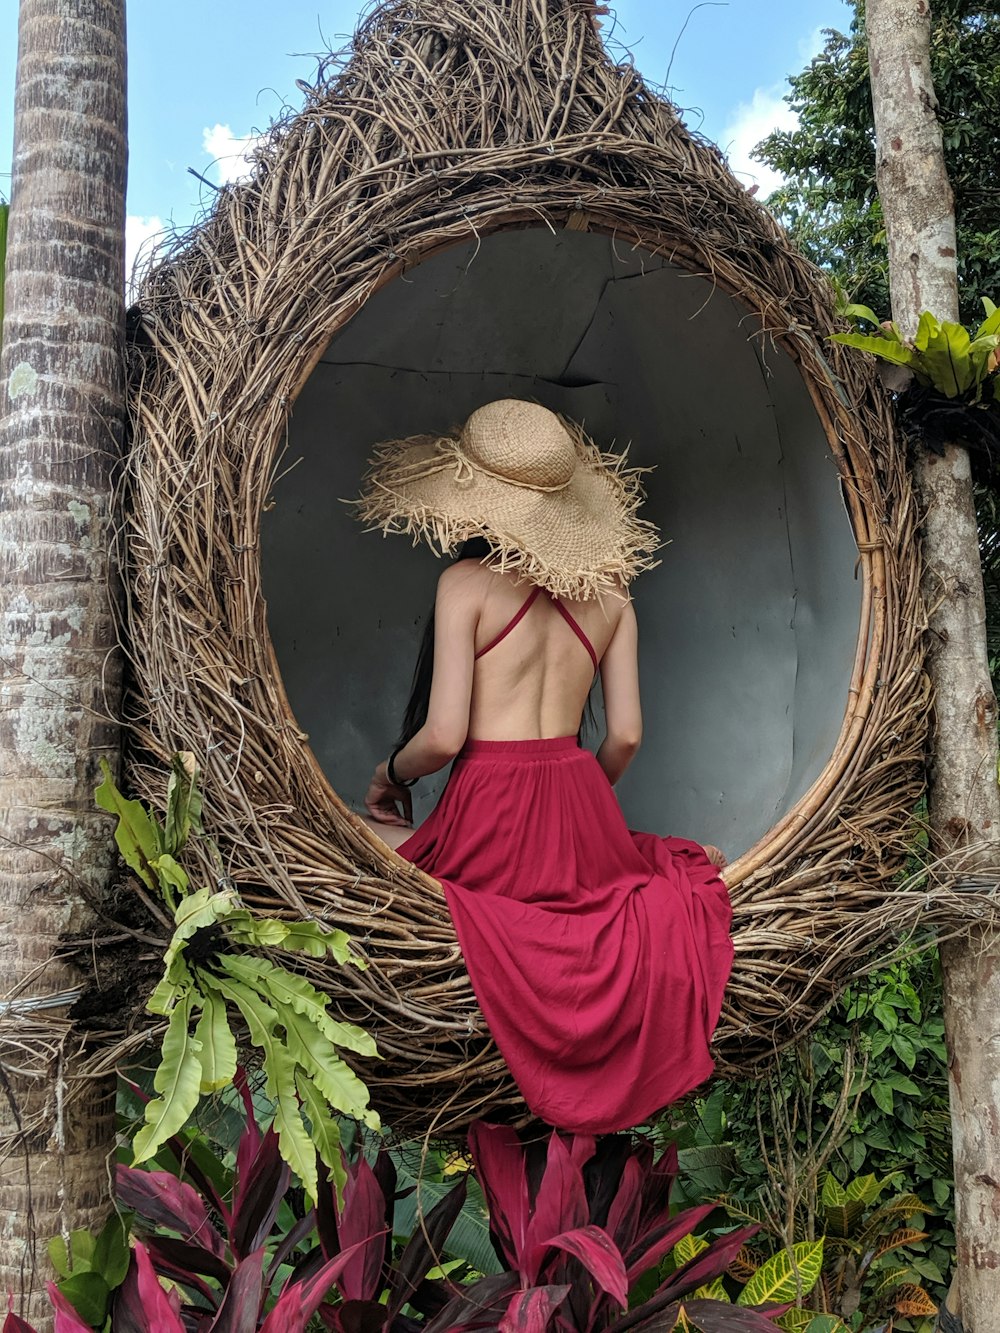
[1,1,854,278]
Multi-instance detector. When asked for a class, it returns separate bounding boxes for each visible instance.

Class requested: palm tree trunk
[867,2,1000,1328]
[0,1,126,1321]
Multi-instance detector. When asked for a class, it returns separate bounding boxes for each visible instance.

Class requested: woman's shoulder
[436,557,499,606]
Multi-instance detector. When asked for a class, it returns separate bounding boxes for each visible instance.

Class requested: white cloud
[798,25,828,63]
[719,87,799,197]
[716,25,829,199]
[202,123,263,186]
[125,214,165,297]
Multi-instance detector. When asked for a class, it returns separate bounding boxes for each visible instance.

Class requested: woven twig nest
[116,0,940,1136]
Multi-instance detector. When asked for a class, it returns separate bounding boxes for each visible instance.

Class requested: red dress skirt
[397,735,733,1133]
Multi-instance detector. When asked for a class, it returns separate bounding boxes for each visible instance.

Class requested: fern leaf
[132,990,203,1164]
[195,989,238,1092]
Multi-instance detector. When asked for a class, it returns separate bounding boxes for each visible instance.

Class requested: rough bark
[0,0,126,1323]
[867,2,1000,1328]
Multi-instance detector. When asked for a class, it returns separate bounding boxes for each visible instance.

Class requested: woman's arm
[365,564,480,823]
[596,599,642,786]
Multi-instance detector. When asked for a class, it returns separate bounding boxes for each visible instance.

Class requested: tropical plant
[30,1079,791,1333]
[726,1173,937,1331]
[669,951,950,1331]
[96,755,379,1200]
[831,298,1000,403]
[43,1212,131,1330]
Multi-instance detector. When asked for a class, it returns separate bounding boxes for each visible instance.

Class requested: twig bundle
[98,0,992,1136]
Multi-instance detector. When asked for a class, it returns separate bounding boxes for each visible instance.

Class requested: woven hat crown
[462,400,576,490]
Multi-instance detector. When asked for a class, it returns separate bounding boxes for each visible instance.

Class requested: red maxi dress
[396,588,733,1134]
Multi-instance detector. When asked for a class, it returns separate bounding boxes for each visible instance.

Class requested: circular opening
[262,227,862,861]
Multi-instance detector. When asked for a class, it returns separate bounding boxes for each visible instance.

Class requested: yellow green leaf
[296,1069,347,1204]
[95,759,163,892]
[672,1234,708,1266]
[150,853,189,898]
[829,332,922,373]
[132,990,203,1164]
[778,1311,849,1333]
[233,957,378,1058]
[280,920,353,962]
[195,990,238,1092]
[737,1239,824,1307]
[271,1046,319,1201]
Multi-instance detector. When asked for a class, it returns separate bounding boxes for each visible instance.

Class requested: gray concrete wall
[261,229,861,859]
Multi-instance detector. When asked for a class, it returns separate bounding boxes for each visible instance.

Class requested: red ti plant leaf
[233,1067,263,1159]
[523,1132,589,1285]
[467,1122,531,1270]
[116,1163,225,1258]
[654,1226,760,1306]
[421,1273,521,1333]
[112,1241,186,1333]
[316,1298,388,1333]
[539,1225,628,1308]
[581,1136,634,1229]
[498,1285,571,1333]
[335,1157,393,1303]
[622,1205,717,1284]
[669,1299,783,1331]
[209,1249,266,1333]
[40,1288,90,1333]
[3,1301,36,1333]
[604,1156,644,1257]
[638,1143,678,1231]
[231,1125,290,1260]
[260,1238,380,1333]
[142,1232,230,1293]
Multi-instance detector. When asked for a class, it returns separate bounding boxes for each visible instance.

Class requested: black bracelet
[387,747,418,788]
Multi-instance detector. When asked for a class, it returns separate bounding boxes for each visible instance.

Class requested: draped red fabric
[397,737,733,1132]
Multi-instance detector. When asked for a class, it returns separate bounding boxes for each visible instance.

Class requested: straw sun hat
[355,400,660,600]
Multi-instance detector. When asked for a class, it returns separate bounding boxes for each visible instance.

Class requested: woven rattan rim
[108,0,965,1136]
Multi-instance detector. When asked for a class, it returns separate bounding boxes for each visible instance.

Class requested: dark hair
[396,537,595,748]
[396,538,491,748]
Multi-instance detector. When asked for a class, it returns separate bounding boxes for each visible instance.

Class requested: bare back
[443,563,629,741]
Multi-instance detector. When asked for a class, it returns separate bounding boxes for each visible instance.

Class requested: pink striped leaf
[523,1133,589,1284]
[498,1285,571,1333]
[116,1163,224,1257]
[259,1237,379,1333]
[208,1249,266,1333]
[112,1242,186,1333]
[538,1226,628,1307]
[467,1122,531,1269]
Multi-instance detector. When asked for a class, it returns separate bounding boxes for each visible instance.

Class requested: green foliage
[46,1211,131,1328]
[96,757,379,1201]
[670,949,951,1332]
[831,298,1000,402]
[739,1240,825,1309]
[755,0,1000,327]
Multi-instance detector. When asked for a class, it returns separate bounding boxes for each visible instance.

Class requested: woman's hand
[364,761,413,827]
[703,844,728,870]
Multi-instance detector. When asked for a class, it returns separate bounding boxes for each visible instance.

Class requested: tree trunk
[0,1,126,1323]
[867,2,1000,1328]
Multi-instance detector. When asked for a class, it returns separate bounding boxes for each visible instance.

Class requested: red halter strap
[550,596,600,675]
[474,586,600,675]
[474,586,542,660]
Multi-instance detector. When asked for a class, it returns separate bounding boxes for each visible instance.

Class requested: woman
[356,399,733,1133]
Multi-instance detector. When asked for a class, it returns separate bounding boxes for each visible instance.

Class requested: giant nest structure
[110,0,968,1137]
